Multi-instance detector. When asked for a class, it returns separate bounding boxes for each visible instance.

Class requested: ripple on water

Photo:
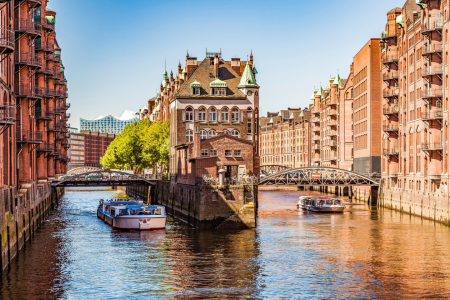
[1,188,450,299]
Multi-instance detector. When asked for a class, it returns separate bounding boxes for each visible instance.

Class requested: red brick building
[68,131,115,170]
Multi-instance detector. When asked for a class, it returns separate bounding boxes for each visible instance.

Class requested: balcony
[0,105,15,125]
[328,109,337,116]
[383,89,399,98]
[383,125,399,132]
[422,43,443,55]
[312,117,320,123]
[383,71,399,81]
[327,132,337,137]
[14,83,42,99]
[421,89,443,99]
[55,133,64,141]
[382,54,398,64]
[43,87,56,98]
[48,123,62,132]
[388,173,399,178]
[383,106,399,116]
[16,130,43,144]
[313,135,321,141]
[422,20,443,34]
[62,103,70,110]
[65,113,71,119]
[313,145,320,151]
[327,120,337,127]
[41,65,56,76]
[422,65,443,77]
[421,142,443,151]
[36,41,54,52]
[46,53,60,62]
[42,20,55,32]
[0,27,15,54]
[37,143,56,153]
[14,19,42,36]
[27,0,42,6]
[421,111,443,121]
[15,52,43,68]
[35,110,53,121]
[327,99,337,106]
[383,148,399,156]
[48,107,63,115]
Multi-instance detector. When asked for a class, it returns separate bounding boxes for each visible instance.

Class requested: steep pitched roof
[175,57,246,99]
[237,62,258,88]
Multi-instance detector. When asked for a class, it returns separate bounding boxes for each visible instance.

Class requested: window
[185,130,193,143]
[192,87,200,95]
[208,130,216,138]
[223,130,230,135]
[231,108,239,122]
[200,130,207,140]
[234,150,241,157]
[201,150,209,157]
[185,107,193,121]
[225,150,232,157]
[212,88,226,95]
[210,150,218,157]
[231,130,240,138]
[221,108,229,122]
[209,107,216,121]
[199,107,206,122]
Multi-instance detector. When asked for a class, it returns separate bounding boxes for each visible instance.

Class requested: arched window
[185,107,193,121]
[185,130,193,143]
[209,107,216,121]
[200,130,207,140]
[208,130,216,138]
[231,108,239,122]
[221,107,229,122]
[223,130,230,135]
[199,107,206,122]
[231,130,239,138]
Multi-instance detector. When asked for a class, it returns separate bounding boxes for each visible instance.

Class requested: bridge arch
[52,170,156,187]
[259,167,380,187]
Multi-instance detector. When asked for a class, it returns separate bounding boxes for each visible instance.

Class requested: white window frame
[225,150,232,157]
[231,130,240,138]
[199,108,206,122]
[186,130,193,143]
[234,150,241,157]
[232,108,239,122]
[208,130,216,138]
[200,130,207,140]
[186,107,193,121]
[201,149,209,157]
[210,150,218,157]
[209,108,217,122]
[221,108,229,122]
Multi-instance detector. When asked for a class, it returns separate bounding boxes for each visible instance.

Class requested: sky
[50,0,403,129]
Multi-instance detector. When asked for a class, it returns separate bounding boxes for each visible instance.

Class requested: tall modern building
[80,110,138,134]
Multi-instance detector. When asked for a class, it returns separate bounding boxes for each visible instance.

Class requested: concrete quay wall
[127,182,257,229]
[0,183,64,270]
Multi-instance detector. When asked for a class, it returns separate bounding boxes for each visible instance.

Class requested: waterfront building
[167,52,260,184]
[259,109,312,169]
[380,0,450,219]
[68,131,116,170]
[80,110,138,135]
[0,0,70,269]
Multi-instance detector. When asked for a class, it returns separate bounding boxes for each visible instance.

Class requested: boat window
[319,200,325,205]
[334,200,341,205]
[326,200,333,205]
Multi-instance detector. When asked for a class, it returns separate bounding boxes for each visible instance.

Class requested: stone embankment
[127,181,257,229]
[0,183,64,270]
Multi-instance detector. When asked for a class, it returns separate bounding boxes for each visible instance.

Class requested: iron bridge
[259,167,380,187]
[51,170,157,187]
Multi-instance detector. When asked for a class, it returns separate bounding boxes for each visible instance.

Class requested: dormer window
[190,79,201,96]
[210,78,227,96]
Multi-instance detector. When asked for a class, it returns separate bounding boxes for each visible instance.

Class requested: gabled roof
[175,57,246,99]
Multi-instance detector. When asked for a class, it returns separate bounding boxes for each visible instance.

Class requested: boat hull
[97,208,166,230]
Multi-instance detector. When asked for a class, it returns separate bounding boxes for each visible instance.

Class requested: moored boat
[97,200,167,230]
[297,197,345,213]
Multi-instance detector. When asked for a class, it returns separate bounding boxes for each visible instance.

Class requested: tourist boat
[97,200,167,230]
[297,197,345,213]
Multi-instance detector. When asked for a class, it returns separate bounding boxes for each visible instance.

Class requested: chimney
[214,54,219,78]
[231,58,240,75]
[139,109,141,120]
[193,127,201,158]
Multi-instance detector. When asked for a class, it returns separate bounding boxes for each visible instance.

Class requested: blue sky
[51,0,402,129]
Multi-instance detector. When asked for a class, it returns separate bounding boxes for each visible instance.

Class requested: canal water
[1,188,450,299]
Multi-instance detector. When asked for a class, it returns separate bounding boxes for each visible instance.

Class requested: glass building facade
[80,111,138,135]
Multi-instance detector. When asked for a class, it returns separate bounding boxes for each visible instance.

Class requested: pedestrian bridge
[259,166,380,187]
[51,170,159,187]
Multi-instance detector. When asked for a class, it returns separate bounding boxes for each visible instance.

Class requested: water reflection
[1,188,450,298]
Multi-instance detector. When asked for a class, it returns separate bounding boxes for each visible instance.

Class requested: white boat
[97,200,166,230]
[298,197,345,213]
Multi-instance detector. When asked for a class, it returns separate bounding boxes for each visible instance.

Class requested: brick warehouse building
[0,0,69,268]
[68,131,116,171]
[380,0,450,222]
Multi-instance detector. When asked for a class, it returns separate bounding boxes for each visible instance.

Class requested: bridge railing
[197,176,257,186]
